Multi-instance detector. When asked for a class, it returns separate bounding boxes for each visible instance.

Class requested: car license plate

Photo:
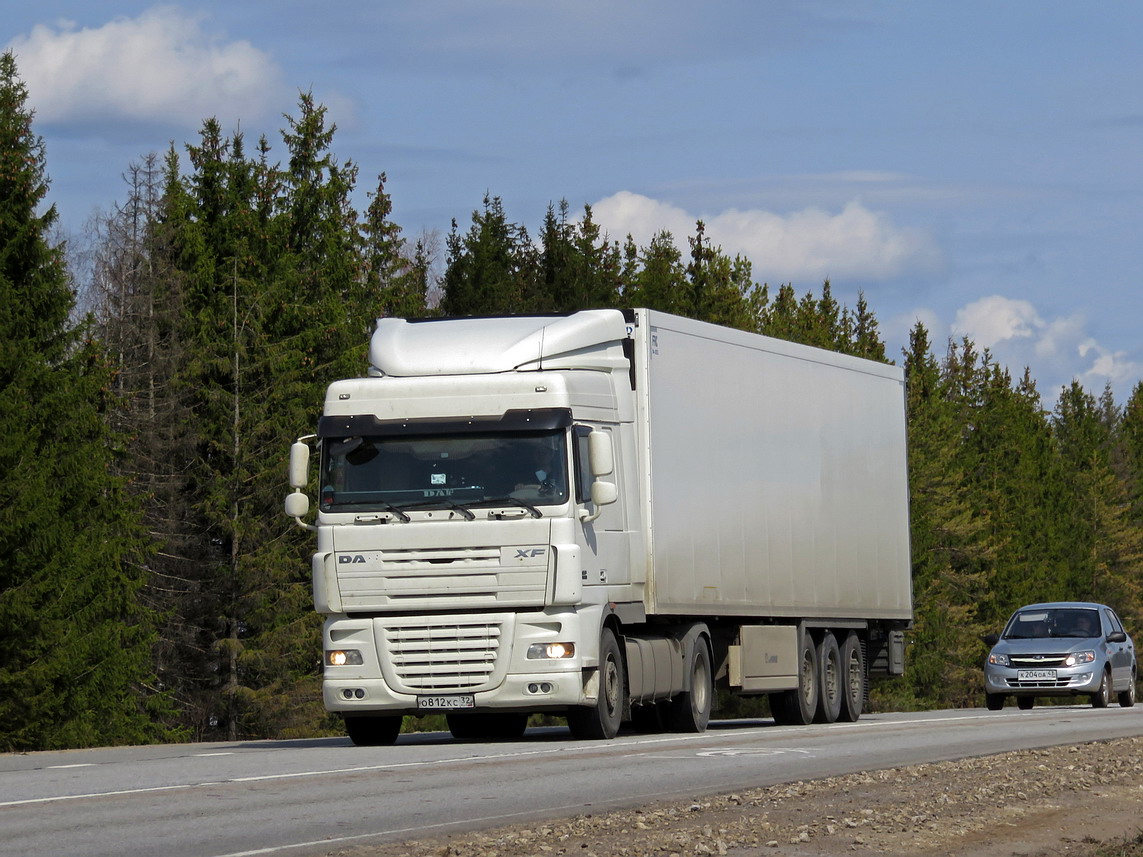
[416,694,475,710]
[1018,669,1056,681]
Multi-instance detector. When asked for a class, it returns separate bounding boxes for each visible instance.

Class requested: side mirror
[289,440,311,489]
[591,480,618,507]
[285,492,310,519]
[588,430,614,476]
[982,633,1000,647]
[286,437,316,531]
[1107,631,1128,644]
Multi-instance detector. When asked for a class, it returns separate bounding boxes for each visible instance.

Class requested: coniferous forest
[3,54,1142,751]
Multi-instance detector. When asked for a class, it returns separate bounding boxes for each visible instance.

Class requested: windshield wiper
[397,498,476,520]
[465,496,543,519]
[327,499,411,522]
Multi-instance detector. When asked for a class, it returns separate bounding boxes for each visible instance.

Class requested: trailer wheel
[837,631,865,722]
[667,636,713,733]
[814,632,843,723]
[772,630,819,725]
[446,712,528,741]
[567,628,625,740]
[344,714,402,746]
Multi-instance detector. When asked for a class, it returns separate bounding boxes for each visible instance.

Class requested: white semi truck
[285,309,912,745]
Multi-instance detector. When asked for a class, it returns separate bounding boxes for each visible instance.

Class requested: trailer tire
[772,630,819,725]
[814,632,843,723]
[837,631,865,722]
[344,714,402,746]
[666,636,713,733]
[567,628,625,740]
[446,712,528,741]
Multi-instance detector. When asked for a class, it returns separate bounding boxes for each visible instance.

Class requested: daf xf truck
[285,309,912,744]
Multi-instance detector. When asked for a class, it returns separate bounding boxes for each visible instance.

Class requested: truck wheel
[344,714,402,746]
[985,693,1004,711]
[772,630,819,725]
[1118,667,1136,708]
[666,636,713,733]
[814,632,843,724]
[1092,669,1112,708]
[837,632,865,722]
[446,712,528,741]
[567,628,625,740]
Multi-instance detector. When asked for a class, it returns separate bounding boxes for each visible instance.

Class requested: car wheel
[985,693,1004,711]
[1118,667,1137,708]
[1091,669,1112,708]
[1016,696,1034,710]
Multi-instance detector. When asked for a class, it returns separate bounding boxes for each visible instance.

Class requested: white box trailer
[286,309,912,745]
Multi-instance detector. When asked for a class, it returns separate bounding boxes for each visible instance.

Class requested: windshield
[319,429,569,513]
[1002,608,1102,640]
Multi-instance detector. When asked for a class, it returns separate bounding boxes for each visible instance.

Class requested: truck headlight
[1064,651,1096,666]
[326,649,364,666]
[527,642,575,659]
[988,653,1009,667]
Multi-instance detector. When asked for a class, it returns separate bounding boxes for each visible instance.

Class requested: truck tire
[666,636,713,733]
[814,632,843,723]
[344,714,402,746]
[837,631,865,722]
[446,712,528,741]
[771,630,819,726]
[567,628,625,740]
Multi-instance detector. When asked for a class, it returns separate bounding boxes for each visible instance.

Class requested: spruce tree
[0,51,169,750]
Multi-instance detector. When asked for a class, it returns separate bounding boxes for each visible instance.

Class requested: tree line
[2,54,1141,750]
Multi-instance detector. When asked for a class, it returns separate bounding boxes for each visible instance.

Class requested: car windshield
[1003,608,1101,640]
[319,429,568,513]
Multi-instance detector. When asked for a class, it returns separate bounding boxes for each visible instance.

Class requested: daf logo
[338,555,367,564]
[515,548,546,559]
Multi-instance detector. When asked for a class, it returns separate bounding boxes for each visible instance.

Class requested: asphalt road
[3,705,1142,857]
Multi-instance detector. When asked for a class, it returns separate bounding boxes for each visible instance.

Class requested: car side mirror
[1107,631,1127,644]
[982,633,1000,647]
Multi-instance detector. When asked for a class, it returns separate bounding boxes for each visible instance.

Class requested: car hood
[992,637,1102,656]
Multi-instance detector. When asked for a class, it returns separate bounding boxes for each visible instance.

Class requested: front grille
[1009,654,1067,668]
[382,620,502,692]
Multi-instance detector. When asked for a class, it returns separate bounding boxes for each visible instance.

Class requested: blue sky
[6,2,1142,404]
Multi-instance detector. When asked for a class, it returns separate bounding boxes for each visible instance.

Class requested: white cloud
[8,7,287,128]
[591,191,942,283]
[952,295,1043,348]
[950,295,1143,401]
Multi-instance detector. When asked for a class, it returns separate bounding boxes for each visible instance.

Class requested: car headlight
[325,649,364,666]
[1064,650,1096,666]
[527,642,575,659]
[988,653,1009,667]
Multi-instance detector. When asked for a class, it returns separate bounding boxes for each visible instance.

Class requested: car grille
[380,619,504,692]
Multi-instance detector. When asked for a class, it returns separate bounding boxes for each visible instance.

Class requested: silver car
[983,601,1136,710]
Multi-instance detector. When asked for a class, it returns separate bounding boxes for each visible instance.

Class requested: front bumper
[984,665,1102,696]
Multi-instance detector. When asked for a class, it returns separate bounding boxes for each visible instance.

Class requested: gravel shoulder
[330,736,1143,857]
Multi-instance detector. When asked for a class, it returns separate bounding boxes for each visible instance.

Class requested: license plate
[1018,669,1057,681]
[416,694,475,710]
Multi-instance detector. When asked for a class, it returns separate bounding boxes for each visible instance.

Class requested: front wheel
[985,693,1005,711]
[344,714,403,746]
[1016,696,1034,710]
[567,628,625,740]
[1092,670,1112,708]
[666,636,713,733]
